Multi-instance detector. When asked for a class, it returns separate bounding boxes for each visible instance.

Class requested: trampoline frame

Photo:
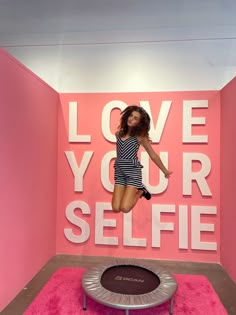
[82,259,178,315]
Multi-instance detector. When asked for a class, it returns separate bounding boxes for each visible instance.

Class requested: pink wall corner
[0,48,59,311]
[220,77,236,283]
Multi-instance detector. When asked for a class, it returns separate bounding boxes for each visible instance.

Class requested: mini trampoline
[82,259,178,315]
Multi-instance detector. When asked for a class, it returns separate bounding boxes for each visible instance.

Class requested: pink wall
[0,49,59,311]
[57,92,221,263]
[220,77,236,283]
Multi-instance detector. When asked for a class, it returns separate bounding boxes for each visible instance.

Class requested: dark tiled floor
[2,255,236,315]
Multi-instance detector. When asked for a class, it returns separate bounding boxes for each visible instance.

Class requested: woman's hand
[164,170,173,178]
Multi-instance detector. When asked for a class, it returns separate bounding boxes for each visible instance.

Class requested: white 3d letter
[141,152,169,194]
[183,153,212,196]
[101,151,116,192]
[123,211,147,247]
[140,100,172,143]
[152,204,175,247]
[95,203,118,245]
[182,100,208,143]
[65,151,93,192]
[68,101,91,142]
[102,100,127,142]
[191,206,217,250]
[64,200,90,243]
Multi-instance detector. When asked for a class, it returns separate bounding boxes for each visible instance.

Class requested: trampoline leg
[125,309,129,315]
[83,293,87,310]
[169,297,174,314]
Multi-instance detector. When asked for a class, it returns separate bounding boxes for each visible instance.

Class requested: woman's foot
[141,187,151,200]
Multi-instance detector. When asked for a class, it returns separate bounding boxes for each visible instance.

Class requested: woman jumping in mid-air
[112,105,172,214]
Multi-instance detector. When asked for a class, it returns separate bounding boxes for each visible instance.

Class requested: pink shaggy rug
[23,267,227,315]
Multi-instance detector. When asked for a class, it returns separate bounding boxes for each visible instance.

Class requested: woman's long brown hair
[118,105,151,138]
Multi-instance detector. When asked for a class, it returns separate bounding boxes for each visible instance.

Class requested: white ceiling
[1,0,236,92]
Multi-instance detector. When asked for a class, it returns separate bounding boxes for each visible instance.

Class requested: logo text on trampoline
[115,276,144,283]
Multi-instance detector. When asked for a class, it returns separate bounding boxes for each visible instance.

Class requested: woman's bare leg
[120,186,143,213]
[112,184,126,212]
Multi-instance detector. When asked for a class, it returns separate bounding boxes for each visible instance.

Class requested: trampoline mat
[101,265,160,295]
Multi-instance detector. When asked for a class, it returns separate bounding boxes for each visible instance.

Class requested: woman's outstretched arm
[140,136,173,178]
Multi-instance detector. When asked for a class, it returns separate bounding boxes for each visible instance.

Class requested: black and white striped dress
[114,134,143,188]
